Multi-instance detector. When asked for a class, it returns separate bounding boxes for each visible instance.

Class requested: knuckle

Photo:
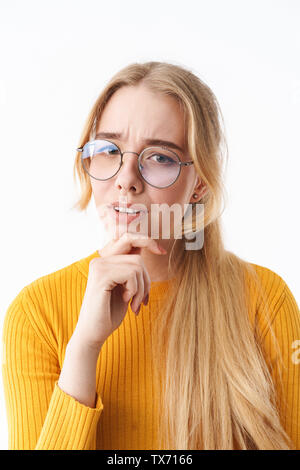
[133,263,143,274]
[129,269,138,279]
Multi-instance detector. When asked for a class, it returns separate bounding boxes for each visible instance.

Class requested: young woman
[2,61,299,450]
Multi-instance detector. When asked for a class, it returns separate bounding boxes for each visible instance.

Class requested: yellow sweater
[2,250,300,450]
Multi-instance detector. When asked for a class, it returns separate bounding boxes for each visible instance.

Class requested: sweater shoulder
[246,262,298,338]
[248,262,286,295]
[4,250,100,356]
[23,250,100,292]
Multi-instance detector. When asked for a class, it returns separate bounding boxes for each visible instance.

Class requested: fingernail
[144,294,149,306]
[158,245,167,254]
[135,305,141,315]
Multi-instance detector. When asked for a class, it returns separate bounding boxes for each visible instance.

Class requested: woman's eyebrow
[95,131,183,152]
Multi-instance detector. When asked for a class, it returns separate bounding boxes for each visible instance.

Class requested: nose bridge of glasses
[121,150,140,158]
[119,151,141,171]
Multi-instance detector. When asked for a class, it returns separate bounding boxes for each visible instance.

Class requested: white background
[0,0,299,449]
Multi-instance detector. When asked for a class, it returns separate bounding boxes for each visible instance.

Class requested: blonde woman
[2,61,299,450]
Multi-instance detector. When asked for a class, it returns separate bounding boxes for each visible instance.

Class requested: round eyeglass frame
[77,139,194,189]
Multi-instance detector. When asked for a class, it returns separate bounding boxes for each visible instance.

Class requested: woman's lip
[108,202,148,212]
[107,206,147,224]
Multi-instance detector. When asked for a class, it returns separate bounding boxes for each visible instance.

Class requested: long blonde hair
[72,61,294,449]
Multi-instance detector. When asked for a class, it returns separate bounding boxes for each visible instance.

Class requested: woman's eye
[94,146,119,155]
[155,154,175,163]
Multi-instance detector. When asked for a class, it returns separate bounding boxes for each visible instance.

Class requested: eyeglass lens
[81,140,181,188]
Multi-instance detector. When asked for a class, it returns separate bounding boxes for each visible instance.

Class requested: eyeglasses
[77,139,194,189]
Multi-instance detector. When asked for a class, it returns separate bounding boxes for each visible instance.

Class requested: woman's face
[91,84,204,241]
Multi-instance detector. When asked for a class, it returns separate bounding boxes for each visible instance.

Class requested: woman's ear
[191,176,208,201]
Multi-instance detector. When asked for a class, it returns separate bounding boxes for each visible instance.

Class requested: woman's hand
[72,232,167,351]
[58,232,167,407]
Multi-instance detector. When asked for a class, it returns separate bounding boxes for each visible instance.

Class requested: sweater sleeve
[2,288,104,450]
[261,282,300,450]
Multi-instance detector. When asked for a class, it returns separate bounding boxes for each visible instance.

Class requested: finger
[142,266,151,305]
[108,256,150,307]
[99,254,145,267]
[130,266,144,314]
[100,233,167,257]
[111,233,164,255]
[123,271,138,305]
[128,246,142,255]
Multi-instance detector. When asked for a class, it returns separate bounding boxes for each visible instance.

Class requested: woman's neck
[139,240,179,282]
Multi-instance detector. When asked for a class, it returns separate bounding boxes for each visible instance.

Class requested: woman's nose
[114,151,143,190]
[119,151,141,174]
